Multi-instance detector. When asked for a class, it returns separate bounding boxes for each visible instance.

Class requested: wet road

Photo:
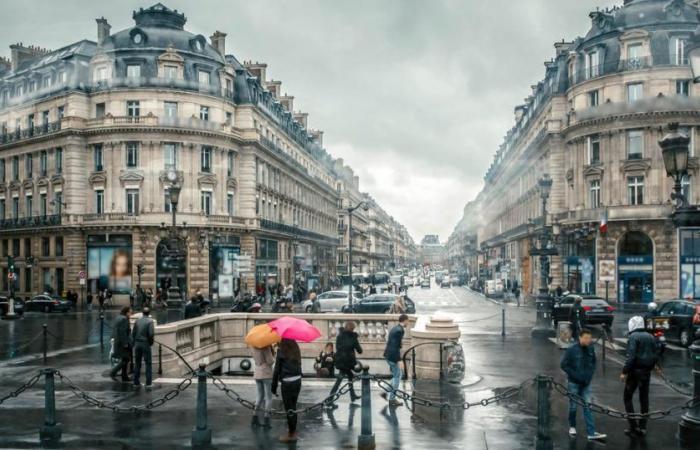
[0,283,696,449]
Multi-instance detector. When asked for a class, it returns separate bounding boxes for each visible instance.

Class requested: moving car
[552,294,614,328]
[420,278,431,289]
[484,280,504,298]
[344,293,416,314]
[647,299,699,347]
[440,277,451,288]
[24,294,72,313]
[303,290,363,313]
[0,296,24,316]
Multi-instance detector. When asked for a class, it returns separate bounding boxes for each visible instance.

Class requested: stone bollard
[191,363,212,447]
[410,315,460,380]
[534,375,552,450]
[39,369,61,444]
[357,365,375,450]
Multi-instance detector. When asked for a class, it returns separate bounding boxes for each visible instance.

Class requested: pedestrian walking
[131,307,155,387]
[560,328,607,441]
[388,296,406,314]
[329,321,362,405]
[251,345,275,428]
[272,338,302,443]
[109,306,132,382]
[569,297,586,340]
[86,292,93,311]
[98,290,105,311]
[621,316,659,437]
[382,314,408,407]
[105,288,113,306]
[310,292,320,313]
[514,285,521,307]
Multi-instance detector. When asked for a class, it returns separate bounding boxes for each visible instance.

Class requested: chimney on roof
[245,61,267,83]
[310,129,324,146]
[0,57,10,72]
[9,43,49,71]
[96,17,111,45]
[294,112,308,128]
[210,30,226,55]
[280,95,294,112]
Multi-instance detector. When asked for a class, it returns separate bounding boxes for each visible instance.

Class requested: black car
[344,294,416,314]
[24,294,72,313]
[647,299,699,347]
[552,294,615,328]
[0,296,24,316]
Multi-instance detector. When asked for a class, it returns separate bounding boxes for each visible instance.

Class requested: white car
[303,290,363,313]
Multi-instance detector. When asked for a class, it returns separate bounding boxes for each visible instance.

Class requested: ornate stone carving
[119,170,145,187]
[583,163,604,178]
[197,173,217,188]
[621,158,651,174]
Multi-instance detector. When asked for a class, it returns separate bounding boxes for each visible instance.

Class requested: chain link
[55,369,194,413]
[656,365,693,397]
[208,372,351,416]
[0,370,42,405]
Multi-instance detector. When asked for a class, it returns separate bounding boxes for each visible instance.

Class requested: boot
[251,416,260,428]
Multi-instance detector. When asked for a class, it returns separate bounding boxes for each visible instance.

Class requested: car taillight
[606,306,615,312]
[583,306,592,311]
[52,301,59,305]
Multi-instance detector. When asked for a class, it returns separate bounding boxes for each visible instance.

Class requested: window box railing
[573,53,688,85]
[0,121,61,145]
[0,214,60,229]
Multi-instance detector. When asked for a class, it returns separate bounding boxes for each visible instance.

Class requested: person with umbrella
[272,338,302,443]
[251,344,275,429]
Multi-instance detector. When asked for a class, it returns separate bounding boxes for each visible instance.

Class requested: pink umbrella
[268,316,321,343]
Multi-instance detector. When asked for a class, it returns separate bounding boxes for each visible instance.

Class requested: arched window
[618,231,653,256]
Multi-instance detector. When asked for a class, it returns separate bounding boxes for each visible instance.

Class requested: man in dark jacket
[561,328,606,441]
[184,297,201,319]
[569,297,586,341]
[621,316,658,437]
[382,314,408,407]
[329,321,362,404]
[109,306,132,382]
[131,307,155,387]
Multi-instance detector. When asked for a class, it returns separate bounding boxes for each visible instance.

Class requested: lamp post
[346,201,369,310]
[164,170,186,308]
[530,174,558,338]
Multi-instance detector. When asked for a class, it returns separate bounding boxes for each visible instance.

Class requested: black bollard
[679,334,700,445]
[99,314,104,352]
[357,365,375,450]
[39,369,62,443]
[534,375,553,450]
[191,363,212,447]
[42,324,47,365]
[158,344,163,376]
[501,302,506,337]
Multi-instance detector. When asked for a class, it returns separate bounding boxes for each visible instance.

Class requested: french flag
[599,208,608,234]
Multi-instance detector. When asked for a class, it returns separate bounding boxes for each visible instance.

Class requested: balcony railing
[573,53,686,85]
[259,136,309,176]
[0,214,60,229]
[0,121,61,145]
[261,218,338,245]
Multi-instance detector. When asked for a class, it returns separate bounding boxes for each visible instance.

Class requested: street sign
[599,259,615,282]
[79,278,86,286]
[78,271,86,280]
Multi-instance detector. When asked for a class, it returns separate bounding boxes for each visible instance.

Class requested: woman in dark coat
[272,338,302,443]
[329,321,362,403]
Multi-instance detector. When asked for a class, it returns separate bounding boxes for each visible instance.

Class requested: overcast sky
[0,0,619,243]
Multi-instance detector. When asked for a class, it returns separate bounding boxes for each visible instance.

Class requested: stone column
[410,315,460,380]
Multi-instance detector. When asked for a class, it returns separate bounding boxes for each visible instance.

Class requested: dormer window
[133,33,143,44]
[198,70,210,85]
[164,65,178,80]
[130,28,147,46]
[127,64,141,79]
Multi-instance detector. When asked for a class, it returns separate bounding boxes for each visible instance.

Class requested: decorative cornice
[583,163,604,178]
[88,172,107,185]
[50,175,64,185]
[36,177,49,188]
[565,168,574,186]
[226,177,237,190]
[8,180,21,191]
[621,158,651,174]
[119,170,144,187]
[22,179,34,190]
[197,173,217,188]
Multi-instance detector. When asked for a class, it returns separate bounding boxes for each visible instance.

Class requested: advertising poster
[87,247,132,293]
[599,259,615,282]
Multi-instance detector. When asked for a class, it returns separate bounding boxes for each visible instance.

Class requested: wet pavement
[0,284,696,449]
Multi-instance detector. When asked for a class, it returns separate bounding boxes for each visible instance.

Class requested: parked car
[24,294,72,313]
[440,277,451,288]
[484,280,504,298]
[344,293,416,314]
[647,299,699,347]
[0,296,24,316]
[302,290,363,313]
[420,278,431,289]
[552,294,614,329]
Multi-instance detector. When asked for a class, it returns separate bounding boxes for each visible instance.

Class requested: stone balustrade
[155,313,417,377]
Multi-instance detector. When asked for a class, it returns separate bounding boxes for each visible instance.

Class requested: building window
[227,151,235,177]
[0,199,5,220]
[589,180,601,209]
[671,36,688,65]
[225,111,232,125]
[588,90,599,107]
[25,195,32,217]
[0,159,4,183]
[164,143,178,170]
[681,126,695,156]
[55,148,63,173]
[25,154,32,178]
[627,43,643,62]
[201,191,212,216]
[12,156,19,180]
[58,71,67,84]
[12,198,19,218]
[95,190,104,214]
[96,102,105,118]
[627,83,643,102]
[24,238,31,257]
[126,64,141,79]
[677,80,690,97]
[53,193,62,214]
[587,134,600,164]
[93,144,104,171]
[164,101,178,118]
[39,150,47,176]
[628,176,644,205]
[164,190,172,213]
[95,66,108,81]
[39,193,47,217]
[164,65,178,80]
[126,100,140,117]
[227,192,234,216]
[585,51,600,79]
[682,174,692,202]
[627,130,644,160]
[11,239,19,257]
[198,70,210,85]
[126,189,139,215]
[42,110,49,126]
[41,237,50,257]
[200,106,209,121]
[55,237,63,257]
[126,142,138,167]
[24,267,31,292]
[201,146,212,172]
[57,106,65,119]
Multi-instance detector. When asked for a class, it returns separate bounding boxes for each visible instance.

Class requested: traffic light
[7,256,14,273]
[137,263,144,277]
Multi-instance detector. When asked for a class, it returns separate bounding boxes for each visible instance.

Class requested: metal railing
[0,121,61,145]
[0,214,60,230]
[572,53,688,85]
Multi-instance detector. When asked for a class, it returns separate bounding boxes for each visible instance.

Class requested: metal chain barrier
[550,378,699,420]
[55,369,194,412]
[0,369,42,405]
[372,375,532,409]
[7,331,45,354]
[208,372,352,416]
[656,365,693,397]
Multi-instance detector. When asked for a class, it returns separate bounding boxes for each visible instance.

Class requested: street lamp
[346,201,369,310]
[164,170,186,308]
[530,174,558,338]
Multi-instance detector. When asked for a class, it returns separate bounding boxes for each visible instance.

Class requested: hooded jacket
[334,328,363,371]
[623,316,658,374]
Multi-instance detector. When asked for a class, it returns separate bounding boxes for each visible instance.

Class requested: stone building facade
[0,4,413,303]
[450,0,700,305]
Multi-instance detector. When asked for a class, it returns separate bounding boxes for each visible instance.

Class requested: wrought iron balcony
[261,218,339,245]
[0,214,60,229]
[0,121,62,145]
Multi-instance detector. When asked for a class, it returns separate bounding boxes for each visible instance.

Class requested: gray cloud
[0,0,619,241]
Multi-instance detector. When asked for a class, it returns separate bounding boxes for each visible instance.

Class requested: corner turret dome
[132,3,186,30]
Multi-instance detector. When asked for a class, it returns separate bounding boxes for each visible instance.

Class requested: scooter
[231,293,255,313]
[653,329,667,357]
[272,297,294,313]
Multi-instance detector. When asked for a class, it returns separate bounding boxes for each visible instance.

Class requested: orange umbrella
[245,323,281,349]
